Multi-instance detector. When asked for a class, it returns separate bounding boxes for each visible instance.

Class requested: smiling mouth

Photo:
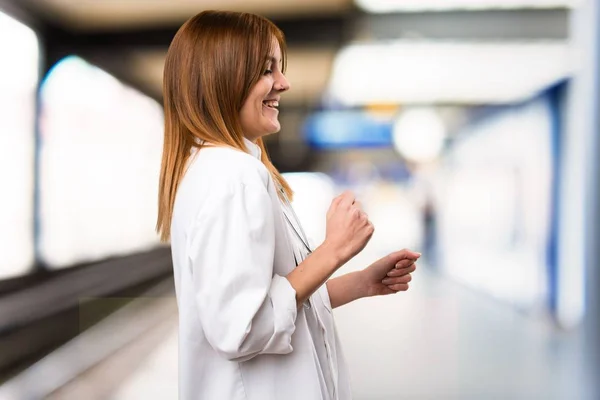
[262,100,279,109]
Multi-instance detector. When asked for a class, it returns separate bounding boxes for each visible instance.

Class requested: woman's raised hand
[323,191,374,265]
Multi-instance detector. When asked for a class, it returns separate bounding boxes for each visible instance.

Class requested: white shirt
[170,138,352,400]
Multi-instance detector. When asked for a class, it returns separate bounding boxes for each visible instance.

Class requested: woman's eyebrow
[266,56,282,67]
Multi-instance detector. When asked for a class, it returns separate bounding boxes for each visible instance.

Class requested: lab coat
[170,138,352,400]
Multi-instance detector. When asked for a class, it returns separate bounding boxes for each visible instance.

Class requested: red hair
[156,10,293,242]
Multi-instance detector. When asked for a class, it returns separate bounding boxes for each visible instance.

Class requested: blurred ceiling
[23,0,353,30]
[5,0,352,106]
[0,0,572,106]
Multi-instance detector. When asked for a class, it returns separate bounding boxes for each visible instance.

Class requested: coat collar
[243,137,262,160]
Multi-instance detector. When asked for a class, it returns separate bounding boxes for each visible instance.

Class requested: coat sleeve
[187,182,298,362]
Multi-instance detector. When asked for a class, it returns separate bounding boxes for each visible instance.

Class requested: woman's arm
[326,272,366,309]
[190,183,297,362]
[286,191,374,308]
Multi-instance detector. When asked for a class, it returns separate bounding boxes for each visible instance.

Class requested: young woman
[156,10,420,400]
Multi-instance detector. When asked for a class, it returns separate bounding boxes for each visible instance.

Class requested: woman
[156,10,420,400]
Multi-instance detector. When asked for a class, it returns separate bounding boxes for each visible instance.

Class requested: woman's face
[240,39,290,142]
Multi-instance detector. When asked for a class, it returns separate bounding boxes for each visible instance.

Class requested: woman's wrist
[326,271,369,309]
[316,240,345,272]
[351,270,370,299]
[287,242,345,308]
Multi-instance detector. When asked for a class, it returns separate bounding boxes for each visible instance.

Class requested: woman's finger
[381,274,412,286]
[386,249,421,264]
[338,191,355,209]
[357,209,368,222]
[387,263,416,277]
[395,258,415,269]
[387,283,409,292]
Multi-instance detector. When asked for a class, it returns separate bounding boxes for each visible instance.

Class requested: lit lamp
[355,0,574,13]
[392,107,446,163]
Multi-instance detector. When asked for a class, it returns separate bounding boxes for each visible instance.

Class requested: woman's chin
[263,120,281,134]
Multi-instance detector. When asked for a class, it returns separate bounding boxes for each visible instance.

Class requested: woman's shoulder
[174,146,273,230]
[187,145,271,188]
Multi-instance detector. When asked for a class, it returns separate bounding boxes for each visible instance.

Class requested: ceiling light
[355,0,576,13]
[327,41,570,105]
[392,107,446,163]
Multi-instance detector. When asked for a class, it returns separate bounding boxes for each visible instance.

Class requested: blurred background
[0,0,598,399]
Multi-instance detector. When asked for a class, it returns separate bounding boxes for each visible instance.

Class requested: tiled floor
[333,252,588,400]
[113,326,179,400]
[107,251,591,400]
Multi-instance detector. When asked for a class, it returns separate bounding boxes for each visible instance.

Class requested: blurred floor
[50,249,587,400]
[333,250,587,400]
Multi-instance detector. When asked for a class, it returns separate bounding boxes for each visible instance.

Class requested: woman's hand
[322,191,374,266]
[360,249,420,297]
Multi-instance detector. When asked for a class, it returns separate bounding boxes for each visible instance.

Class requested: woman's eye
[264,69,273,75]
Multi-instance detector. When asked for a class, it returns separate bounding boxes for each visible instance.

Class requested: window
[0,11,39,279]
[39,56,164,268]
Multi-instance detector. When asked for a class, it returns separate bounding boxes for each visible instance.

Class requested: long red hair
[156,10,293,242]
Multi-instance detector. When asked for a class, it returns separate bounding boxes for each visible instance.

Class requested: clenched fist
[323,191,374,265]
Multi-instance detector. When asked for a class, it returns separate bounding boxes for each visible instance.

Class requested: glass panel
[0,11,38,279]
[39,56,163,268]
[434,95,554,309]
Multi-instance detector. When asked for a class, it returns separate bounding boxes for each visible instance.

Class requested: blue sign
[303,111,393,149]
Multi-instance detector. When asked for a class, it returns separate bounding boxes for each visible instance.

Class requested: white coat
[169,138,352,400]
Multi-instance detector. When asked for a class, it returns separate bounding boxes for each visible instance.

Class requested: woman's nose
[274,74,290,92]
